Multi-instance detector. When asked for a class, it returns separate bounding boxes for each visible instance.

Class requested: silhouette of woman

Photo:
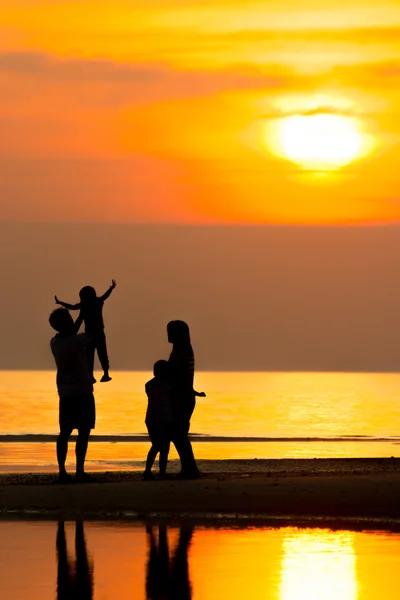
[167,320,201,479]
[56,521,94,600]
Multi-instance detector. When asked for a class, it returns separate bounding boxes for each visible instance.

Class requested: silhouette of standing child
[55,280,116,383]
[143,360,174,480]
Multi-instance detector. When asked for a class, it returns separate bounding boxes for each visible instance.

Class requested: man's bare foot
[58,471,72,484]
[100,373,112,382]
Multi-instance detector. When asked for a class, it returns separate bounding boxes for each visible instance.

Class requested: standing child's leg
[143,444,159,479]
[96,332,111,382]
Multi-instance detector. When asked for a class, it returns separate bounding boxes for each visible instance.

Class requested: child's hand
[111,279,117,289]
[54,295,60,305]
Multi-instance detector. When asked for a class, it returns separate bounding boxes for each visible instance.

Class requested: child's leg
[159,440,170,478]
[96,332,110,379]
[86,342,96,380]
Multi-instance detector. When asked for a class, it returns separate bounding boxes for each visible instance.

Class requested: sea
[1,370,400,472]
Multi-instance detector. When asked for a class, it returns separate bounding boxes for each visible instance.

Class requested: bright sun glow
[270,114,363,170]
[280,529,358,600]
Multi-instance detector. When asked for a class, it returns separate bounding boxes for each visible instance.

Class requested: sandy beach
[1,458,400,524]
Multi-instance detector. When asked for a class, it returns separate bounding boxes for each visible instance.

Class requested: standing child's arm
[55,296,81,310]
[99,279,117,302]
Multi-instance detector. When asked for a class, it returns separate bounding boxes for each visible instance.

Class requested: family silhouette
[49,281,205,482]
[55,521,193,600]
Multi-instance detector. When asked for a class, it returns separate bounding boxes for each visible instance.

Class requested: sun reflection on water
[280,529,358,600]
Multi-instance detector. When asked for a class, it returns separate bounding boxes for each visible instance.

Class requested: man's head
[79,286,97,302]
[153,360,170,379]
[49,308,75,334]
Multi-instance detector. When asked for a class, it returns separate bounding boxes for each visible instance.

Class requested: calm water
[1,370,400,471]
[1,520,400,599]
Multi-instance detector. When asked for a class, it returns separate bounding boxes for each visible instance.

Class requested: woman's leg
[159,440,170,477]
[172,421,199,477]
[144,444,159,475]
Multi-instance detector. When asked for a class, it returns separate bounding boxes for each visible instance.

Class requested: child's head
[153,360,170,380]
[167,320,191,345]
[79,286,97,302]
[49,308,74,334]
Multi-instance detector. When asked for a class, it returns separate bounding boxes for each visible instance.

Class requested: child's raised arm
[99,279,117,302]
[54,295,81,310]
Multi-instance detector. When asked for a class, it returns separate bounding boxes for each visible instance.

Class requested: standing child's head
[79,286,97,303]
[153,360,170,380]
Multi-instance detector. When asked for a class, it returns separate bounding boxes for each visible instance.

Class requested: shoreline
[1,459,400,524]
[1,434,399,442]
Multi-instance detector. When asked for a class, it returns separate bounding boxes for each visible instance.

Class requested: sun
[269,113,363,170]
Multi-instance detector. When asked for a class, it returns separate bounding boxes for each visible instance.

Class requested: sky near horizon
[2,0,400,224]
[3,2,400,371]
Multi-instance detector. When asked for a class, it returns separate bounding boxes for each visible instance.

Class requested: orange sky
[1,0,400,223]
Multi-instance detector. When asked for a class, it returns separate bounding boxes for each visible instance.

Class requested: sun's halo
[268,113,363,170]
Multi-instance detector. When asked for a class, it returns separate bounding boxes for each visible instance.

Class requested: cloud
[0,52,163,82]
[0,50,282,85]
[222,26,400,44]
[0,51,291,108]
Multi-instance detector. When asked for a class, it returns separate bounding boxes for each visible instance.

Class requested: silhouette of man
[56,521,93,600]
[145,524,193,600]
[49,308,96,483]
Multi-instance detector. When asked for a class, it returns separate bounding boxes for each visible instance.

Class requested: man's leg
[57,427,73,481]
[75,427,91,478]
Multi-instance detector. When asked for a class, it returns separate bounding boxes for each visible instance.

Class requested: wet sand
[0,458,400,522]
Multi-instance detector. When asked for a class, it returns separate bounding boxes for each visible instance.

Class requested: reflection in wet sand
[56,522,94,600]
[280,529,357,600]
[146,525,193,600]
[2,521,400,599]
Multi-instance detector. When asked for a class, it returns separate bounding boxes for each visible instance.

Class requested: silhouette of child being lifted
[55,280,116,383]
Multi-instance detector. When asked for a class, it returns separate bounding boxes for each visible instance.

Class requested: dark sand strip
[1,460,400,522]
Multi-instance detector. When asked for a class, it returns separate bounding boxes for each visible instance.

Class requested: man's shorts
[59,393,96,431]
